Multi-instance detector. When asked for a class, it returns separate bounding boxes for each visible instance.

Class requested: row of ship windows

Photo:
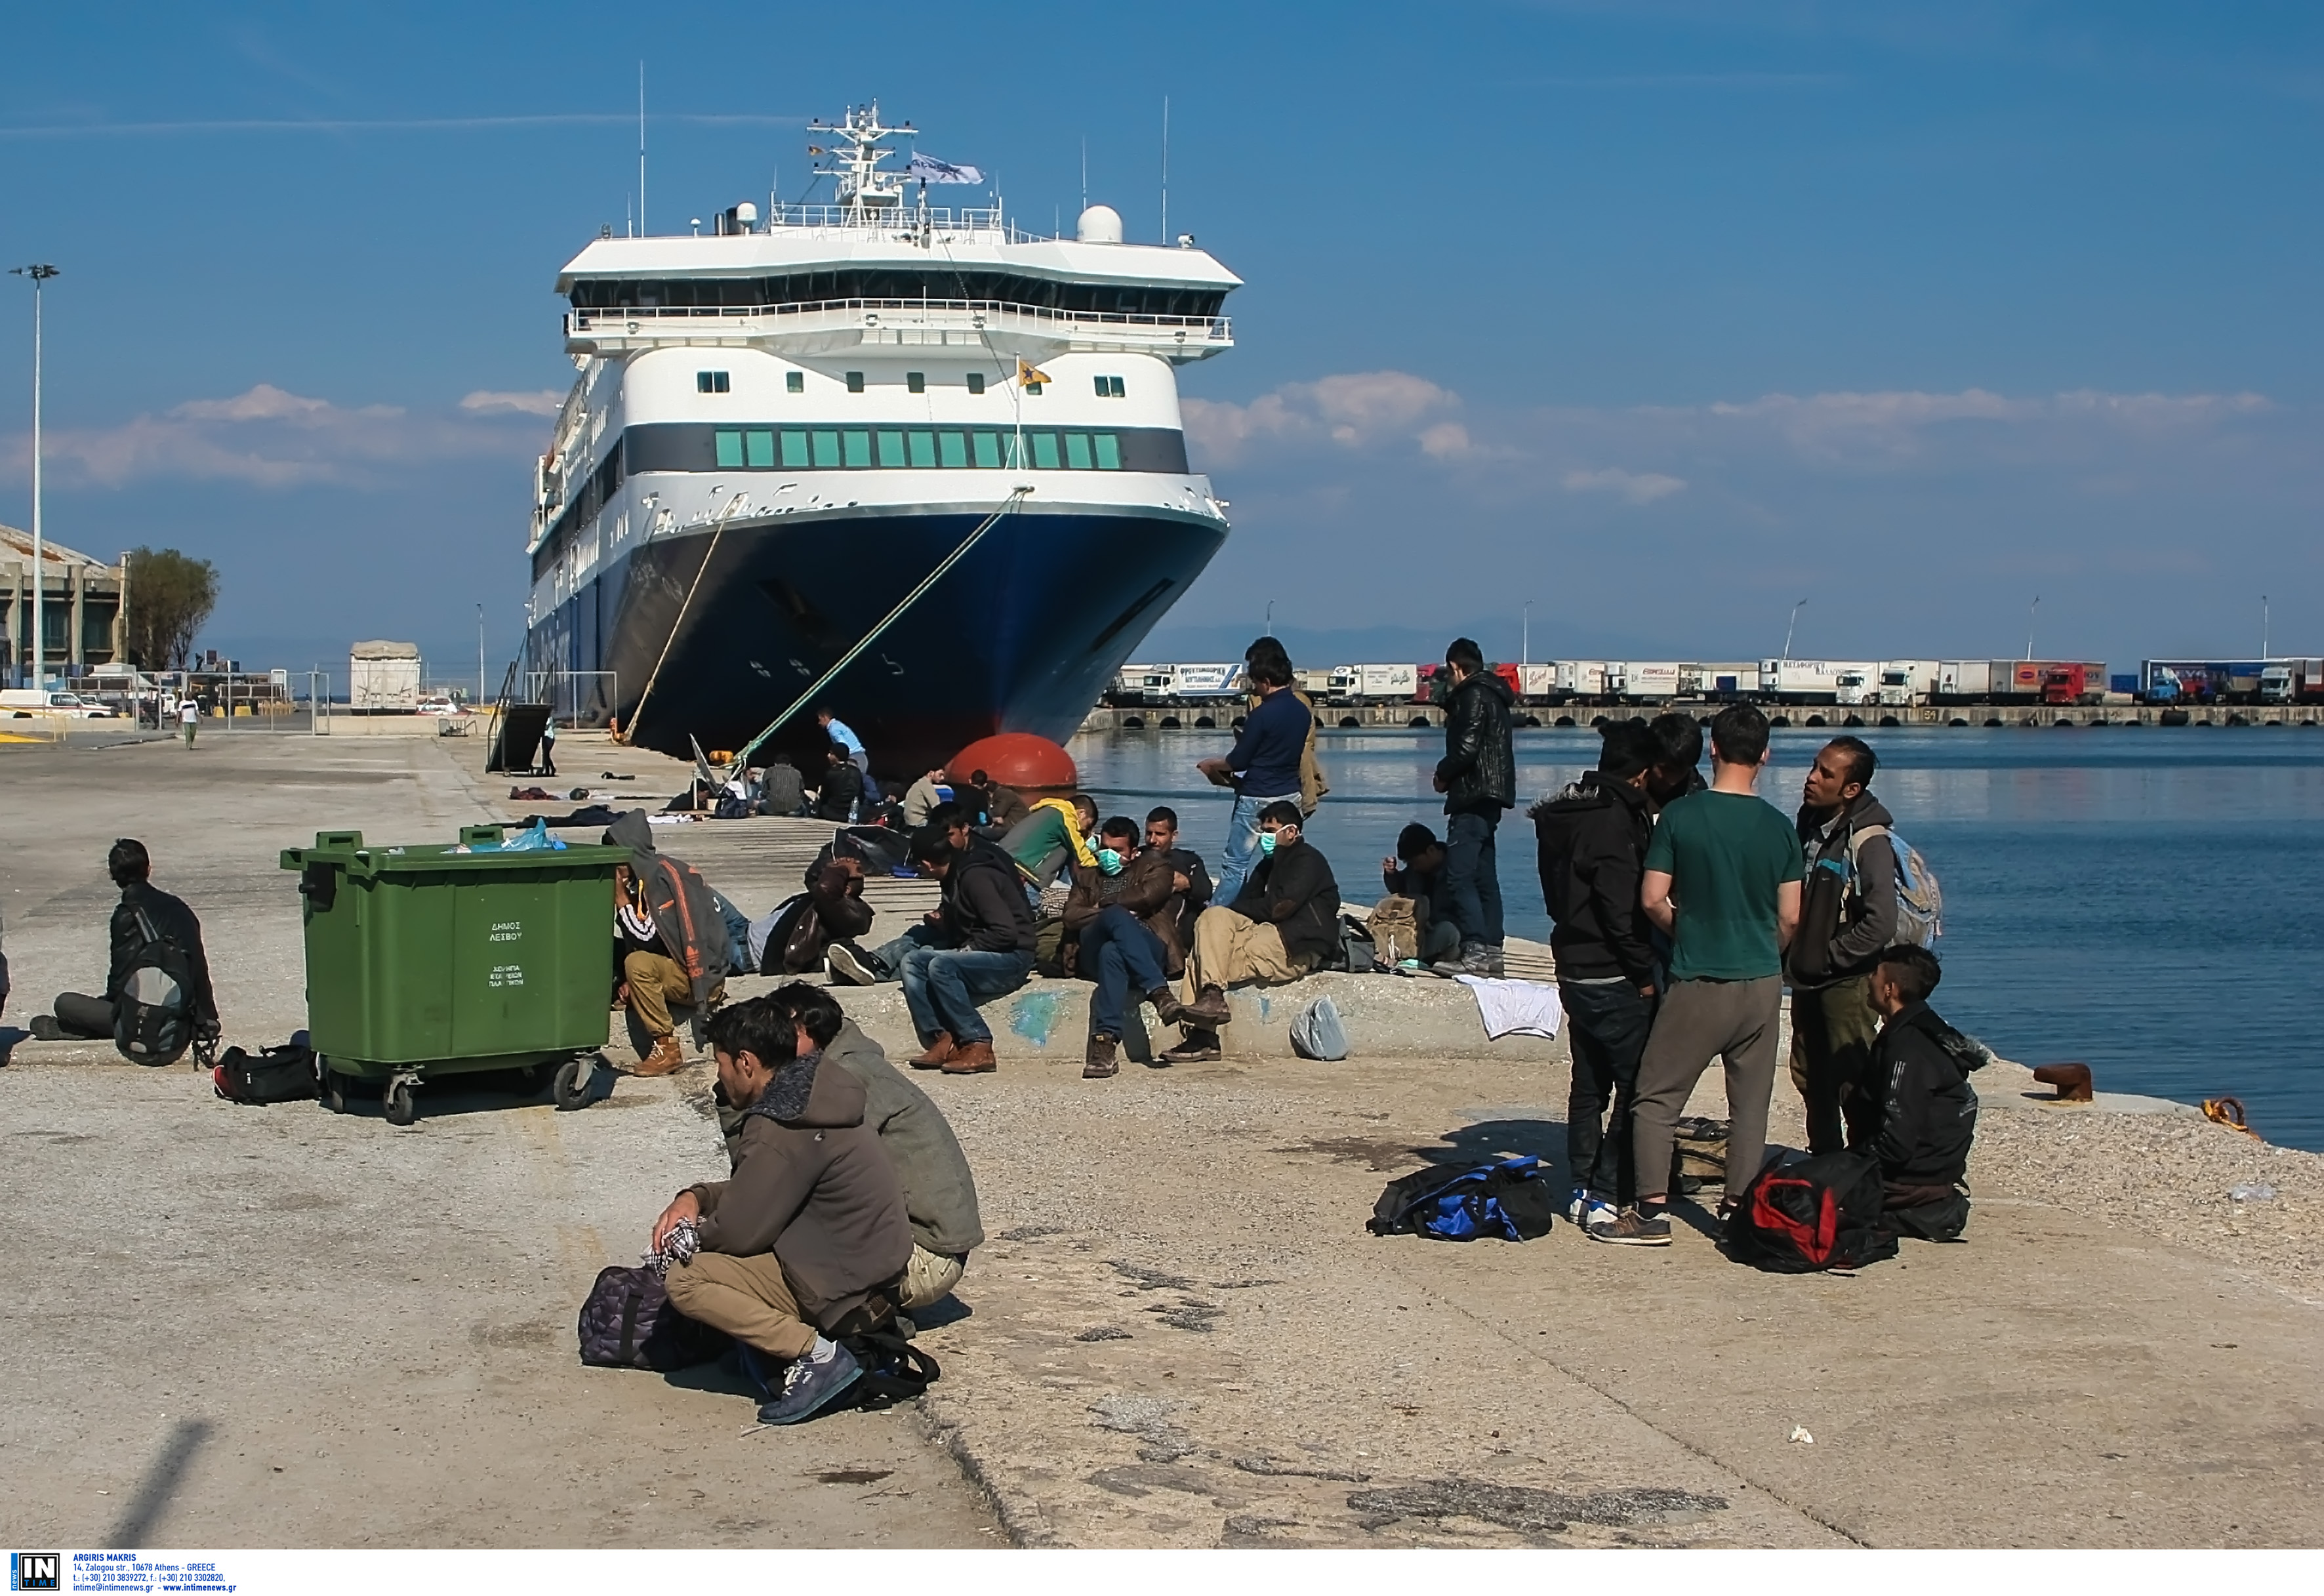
[713,427,1129,470]
[697,370,1127,398]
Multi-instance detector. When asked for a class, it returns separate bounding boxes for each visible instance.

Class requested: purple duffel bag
[577,1265,731,1370]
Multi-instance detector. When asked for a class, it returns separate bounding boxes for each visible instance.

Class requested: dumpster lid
[279,825,633,876]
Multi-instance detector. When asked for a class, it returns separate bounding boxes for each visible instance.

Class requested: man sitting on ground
[31,838,220,1063]
[656,1000,911,1425]
[1380,822,1459,966]
[748,848,875,977]
[813,740,865,823]
[768,983,985,1313]
[969,768,1030,832]
[1143,806,1213,956]
[997,792,1098,889]
[826,802,990,987]
[1062,816,1189,1078]
[1163,801,1340,1063]
[901,768,952,829]
[899,824,1038,1074]
[1866,945,1984,1241]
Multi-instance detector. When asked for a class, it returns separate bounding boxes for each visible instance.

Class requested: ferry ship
[524,104,1240,773]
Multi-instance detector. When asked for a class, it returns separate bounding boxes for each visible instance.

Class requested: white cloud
[7,383,542,489]
[460,389,565,417]
[1417,422,1475,460]
[1183,369,1459,465]
[1562,466,1686,503]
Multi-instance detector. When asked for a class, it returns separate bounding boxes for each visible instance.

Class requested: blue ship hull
[528,503,1227,775]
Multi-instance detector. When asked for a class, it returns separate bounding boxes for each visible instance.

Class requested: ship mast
[807,103,912,224]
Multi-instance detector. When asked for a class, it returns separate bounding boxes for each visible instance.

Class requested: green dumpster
[279,824,629,1123]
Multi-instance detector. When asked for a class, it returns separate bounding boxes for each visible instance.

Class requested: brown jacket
[686,1053,911,1330]
[1061,847,1185,975]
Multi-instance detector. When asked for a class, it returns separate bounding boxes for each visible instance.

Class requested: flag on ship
[907,153,984,184]
[1017,359,1053,388]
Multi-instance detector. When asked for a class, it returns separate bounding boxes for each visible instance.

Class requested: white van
[0,688,114,718]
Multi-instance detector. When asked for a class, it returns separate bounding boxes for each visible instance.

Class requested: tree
[123,546,218,670]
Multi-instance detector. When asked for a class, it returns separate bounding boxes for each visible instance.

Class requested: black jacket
[110,882,218,1027]
[940,841,1037,954]
[1227,838,1342,965]
[1532,773,1656,986]
[815,760,865,821]
[1436,670,1517,813]
[1789,793,1900,987]
[1870,1001,1985,1186]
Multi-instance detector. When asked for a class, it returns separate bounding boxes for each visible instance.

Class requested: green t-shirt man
[1643,790,1804,981]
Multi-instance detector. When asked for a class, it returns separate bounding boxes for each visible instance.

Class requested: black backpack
[1368,1155,1561,1242]
[213,1042,318,1105]
[115,906,197,1065]
[577,1265,733,1371]
[840,1327,943,1409]
[1724,1149,1900,1273]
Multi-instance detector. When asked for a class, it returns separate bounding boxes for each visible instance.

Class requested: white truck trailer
[1329,662,1421,703]
[350,640,422,713]
[1759,659,1877,704]
[1875,660,1942,706]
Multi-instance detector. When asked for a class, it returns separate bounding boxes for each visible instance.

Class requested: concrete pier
[3,729,2320,1548]
[1080,701,2324,733]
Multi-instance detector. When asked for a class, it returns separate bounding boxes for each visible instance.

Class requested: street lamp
[1780,597,1807,664]
[1522,600,1532,668]
[10,263,58,689]
[2024,596,2040,663]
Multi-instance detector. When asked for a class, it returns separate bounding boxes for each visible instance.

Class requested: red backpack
[1724,1149,1900,1273]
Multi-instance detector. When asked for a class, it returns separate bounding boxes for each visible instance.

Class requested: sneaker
[1587,1206,1672,1246]
[1585,1200,1620,1230]
[1483,945,1507,979]
[825,943,889,986]
[1568,1187,1592,1225]
[756,1342,863,1425]
[1084,1034,1120,1079]
[735,1343,785,1399]
[28,1015,66,1041]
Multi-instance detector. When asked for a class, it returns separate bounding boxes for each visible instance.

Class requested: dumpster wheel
[384,1074,420,1127]
[319,1067,350,1115]
[554,1053,601,1112]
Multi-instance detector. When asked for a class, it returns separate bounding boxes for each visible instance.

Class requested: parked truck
[2262,659,2324,703]
[1688,662,1759,699]
[350,640,423,714]
[1759,659,1878,705]
[1517,663,1559,703]
[1329,662,1420,703]
[1614,661,1686,701]
[2144,660,2273,705]
[1875,660,1942,707]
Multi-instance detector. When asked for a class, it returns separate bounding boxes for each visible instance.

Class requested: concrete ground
[3,729,2319,1548]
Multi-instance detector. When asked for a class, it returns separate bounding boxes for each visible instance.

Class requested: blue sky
[3,2,2321,680]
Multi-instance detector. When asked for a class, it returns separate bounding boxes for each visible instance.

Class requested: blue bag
[1367,1155,1560,1242]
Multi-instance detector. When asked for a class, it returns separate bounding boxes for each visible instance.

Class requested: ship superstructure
[524,104,1239,771]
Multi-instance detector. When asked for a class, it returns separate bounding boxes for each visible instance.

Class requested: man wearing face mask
[1061,816,1189,1078]
[1162,802,1341,1063]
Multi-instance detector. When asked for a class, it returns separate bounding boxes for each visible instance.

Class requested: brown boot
[1084,1033,1120,1079]
[941,1039,998,1074]
[1147,986,1187,1027]
[1159,1028,1222,1063]
[1183,984,1232,1026]
[633,1035,685,1076]
[908,1031,956,1070]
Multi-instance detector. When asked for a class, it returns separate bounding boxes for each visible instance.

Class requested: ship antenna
[637,60,647,235]
[1160,94,1169,244]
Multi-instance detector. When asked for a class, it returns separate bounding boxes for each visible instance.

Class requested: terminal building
[1,525,125,684]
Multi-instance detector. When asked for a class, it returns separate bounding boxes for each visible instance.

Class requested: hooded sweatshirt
[1532,771,1657,986]
[1788,792,1900,988]
[688,1050,912,1329]
[603,809,730,1007]
[1870,1000,1987,1188]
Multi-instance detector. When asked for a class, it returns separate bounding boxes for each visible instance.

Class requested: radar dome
[1075,204,1124,244]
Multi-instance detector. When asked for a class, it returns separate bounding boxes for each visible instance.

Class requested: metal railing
[526,668,620,729]
[568,296,1231,343]
[758,203,1015,235]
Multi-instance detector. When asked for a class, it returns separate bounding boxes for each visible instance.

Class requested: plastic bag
[1290,994,1349,1061]
[499,817,567,852]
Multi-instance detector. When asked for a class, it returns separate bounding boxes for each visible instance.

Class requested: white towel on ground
[1454,975,1564,1040]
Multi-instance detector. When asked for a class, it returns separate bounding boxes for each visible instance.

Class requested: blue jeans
[901,945,1033,1046]
[1442,806,1505,949]
[1080,905,1169,1039]
[871,921,945,977]
[1215,789,1298,906]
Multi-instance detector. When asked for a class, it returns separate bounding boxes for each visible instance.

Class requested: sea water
[1068,724,2324,1152]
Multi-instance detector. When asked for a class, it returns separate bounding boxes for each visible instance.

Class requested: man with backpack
[1788,736,1900,1154]
[1867,945,1984,1240]
[1533,722,1663,1228]
[656,998,912,1425]
[605,810,730,1076]
[31,838,219,1064]
[1597,703,1803,1247]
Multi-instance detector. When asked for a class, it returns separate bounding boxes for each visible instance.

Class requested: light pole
[2262,594,2270,659]
[1522,600,1531,668]
[10,263,58,689]
[1264,598,1274,636]
[1780,597,1806,663]
[477,604,485,707]
[2025,596,2040,662]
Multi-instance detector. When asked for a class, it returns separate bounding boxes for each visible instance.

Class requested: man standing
[816,706,869,777]
[1431,638,1516,977]
[1788,735,1900,1154]
[1647,711,1706,807]
[1196,644,1311,905]
[1533,722,1663,1227]
[180,696,199,748]
[899,825,1037,1075]
[1598,703,1802,1246]
[1164,802,1339,1062]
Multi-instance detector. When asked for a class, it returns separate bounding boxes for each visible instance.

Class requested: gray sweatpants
[1631,974,1783,1204]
